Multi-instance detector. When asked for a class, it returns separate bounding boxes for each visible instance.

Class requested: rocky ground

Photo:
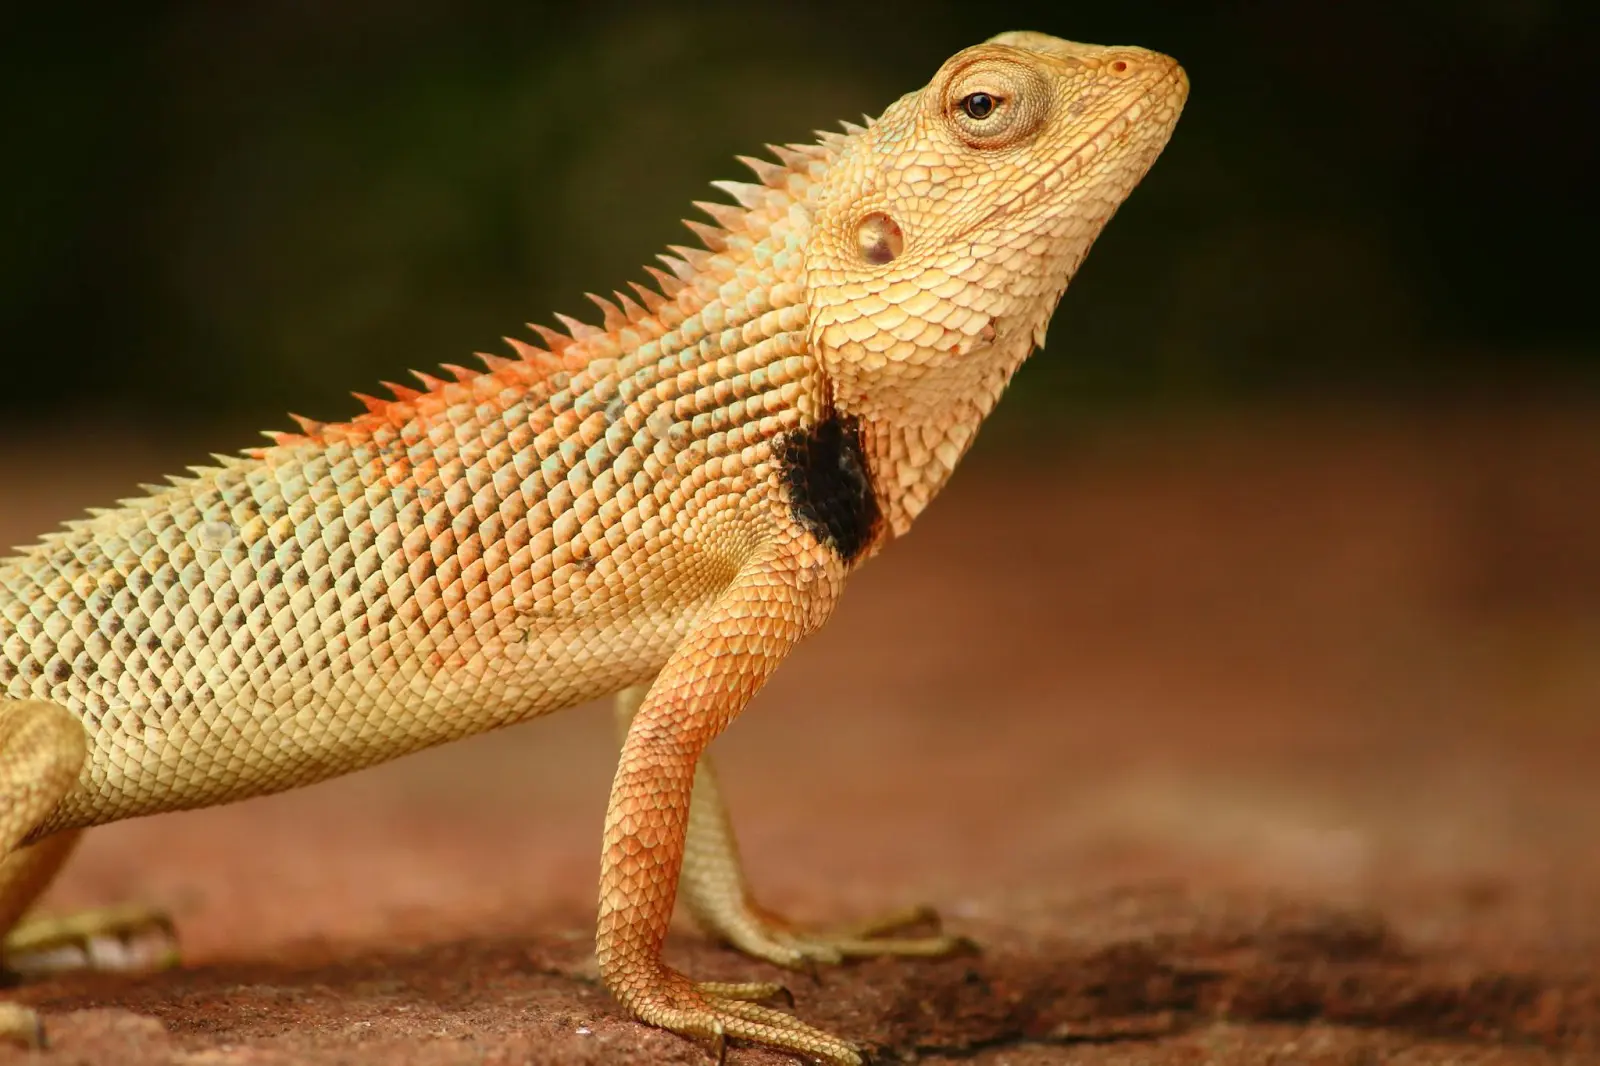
[0,403,1595,1064]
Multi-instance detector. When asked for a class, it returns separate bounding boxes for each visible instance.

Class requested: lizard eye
[961,92,997,120]
[940,58,1049,148]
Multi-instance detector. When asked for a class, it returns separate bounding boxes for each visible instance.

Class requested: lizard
[0,30,1186,1063]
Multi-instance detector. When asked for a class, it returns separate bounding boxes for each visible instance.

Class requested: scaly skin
[0,31,1185,1062]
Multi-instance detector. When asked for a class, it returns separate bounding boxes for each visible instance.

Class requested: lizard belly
[28,605,693,835]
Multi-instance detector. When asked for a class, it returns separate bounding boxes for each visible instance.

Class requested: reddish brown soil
[0,404,1596,1064]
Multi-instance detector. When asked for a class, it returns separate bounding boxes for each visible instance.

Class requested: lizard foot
[706,899,978,971]
[0,1003,44,1048]
[3,902,178,978]
[628,966,862,1066]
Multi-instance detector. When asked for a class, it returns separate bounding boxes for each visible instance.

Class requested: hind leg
[1,830,176,978]
[0,701,173,1047]
[0,831,82,937]
[0,699,89,1046]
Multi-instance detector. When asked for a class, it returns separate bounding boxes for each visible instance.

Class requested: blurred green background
[2,1,1594,433]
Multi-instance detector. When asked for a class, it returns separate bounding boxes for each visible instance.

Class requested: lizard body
[0,31,1185,1062]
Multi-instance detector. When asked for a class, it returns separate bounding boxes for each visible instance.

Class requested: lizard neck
[826,329,1031,538]
[797,113,1063,542]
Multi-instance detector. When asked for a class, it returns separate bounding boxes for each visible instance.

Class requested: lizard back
[0,140,842,833]
[1,33,1187,837]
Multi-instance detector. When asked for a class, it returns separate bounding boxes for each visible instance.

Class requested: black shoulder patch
[776,414,881,564]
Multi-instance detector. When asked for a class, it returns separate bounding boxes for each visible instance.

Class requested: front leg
[613,689,969,971]
[598,536,862,1065]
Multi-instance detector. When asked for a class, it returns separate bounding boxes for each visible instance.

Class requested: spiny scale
[0,131,836,829]
[0,32,1189,1064]
[245,134,828,456]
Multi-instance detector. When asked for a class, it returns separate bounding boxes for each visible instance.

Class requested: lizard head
[805,32,1188,534]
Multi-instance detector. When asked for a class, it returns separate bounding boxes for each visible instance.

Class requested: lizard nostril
[1109,59,1130,74]
[856,211,904,265]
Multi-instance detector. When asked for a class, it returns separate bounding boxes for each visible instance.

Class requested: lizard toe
[714,900,974,970]
[3,902,179,978]
[625,966,863,1065]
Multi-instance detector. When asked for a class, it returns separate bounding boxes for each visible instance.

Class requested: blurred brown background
[1,3,1597,1064]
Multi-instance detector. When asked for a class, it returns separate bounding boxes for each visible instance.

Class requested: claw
[949,934,982,957]
[798,955,823,984]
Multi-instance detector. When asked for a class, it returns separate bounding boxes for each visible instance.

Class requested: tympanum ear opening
[857,212,904,265]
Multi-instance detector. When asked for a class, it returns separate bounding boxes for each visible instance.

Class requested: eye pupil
[962,92,996,120]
